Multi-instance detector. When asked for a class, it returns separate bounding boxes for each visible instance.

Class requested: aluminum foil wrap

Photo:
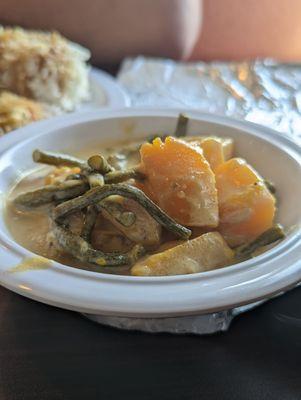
[84,302,263,335]
[118,57,301,140]
[85,57,301,335]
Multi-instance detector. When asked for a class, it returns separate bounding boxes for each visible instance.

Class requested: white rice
[0,27,91,111]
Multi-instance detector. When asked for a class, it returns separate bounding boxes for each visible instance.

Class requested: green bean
[66,173,86,181]
[53,184,191,239]
[87,173,105,188]
[119,211,136,227]
[81,205,98,241]
[146,114,189,142]
[106,154,127,170]
[14,180,89,209]
[33,149,88,170]
[100,198,136,227]
[147,134,168,143]
[174,113,189,137]
[236,224,285,259]
[87,155,114,174]
[104,169,145,184]
[264,179,276,194]
[53,223,145,266]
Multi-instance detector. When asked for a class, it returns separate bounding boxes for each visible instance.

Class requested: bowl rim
[0,108,300,316]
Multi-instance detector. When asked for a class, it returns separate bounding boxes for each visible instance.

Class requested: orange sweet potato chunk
[139,136,218,227]
[199,137,225,171]
[185,136,234,170]
[215,158,276,247]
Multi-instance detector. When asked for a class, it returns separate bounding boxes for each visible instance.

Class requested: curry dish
[7,115,285,276]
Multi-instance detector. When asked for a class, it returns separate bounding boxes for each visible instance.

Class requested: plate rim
[88,67,131,108]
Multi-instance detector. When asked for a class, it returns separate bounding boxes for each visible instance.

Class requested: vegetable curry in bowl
[7,114,285,276]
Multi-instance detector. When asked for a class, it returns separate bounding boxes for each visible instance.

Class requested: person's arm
[192,0,301,61]
[0,0,202,65]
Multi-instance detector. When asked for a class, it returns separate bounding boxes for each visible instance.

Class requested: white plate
[0,68,131,153]
[0,109,300,317]
[83,68,130,110]
[0,67,130,154]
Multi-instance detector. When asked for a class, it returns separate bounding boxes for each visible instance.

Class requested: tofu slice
[101,196,161,248]
[220,138,234,161]
[131,232,234,276]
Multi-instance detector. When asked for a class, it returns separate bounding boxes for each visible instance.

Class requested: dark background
[0,285,300,400]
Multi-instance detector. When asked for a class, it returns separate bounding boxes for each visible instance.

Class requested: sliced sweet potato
[131,232,234,276]
[139,136,219,227]
[215,158,276,247]
[199,138,225,171]
[185,136,234,169]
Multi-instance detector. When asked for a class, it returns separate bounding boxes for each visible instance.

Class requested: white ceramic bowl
[0,109,300,317]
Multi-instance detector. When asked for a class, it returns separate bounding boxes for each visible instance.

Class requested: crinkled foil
[84,302,263,335]
[118,57,301,140]
[85,57,301,335]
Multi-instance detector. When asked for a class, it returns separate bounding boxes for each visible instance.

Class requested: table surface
[1,65,301,400]
[1,285,301,400]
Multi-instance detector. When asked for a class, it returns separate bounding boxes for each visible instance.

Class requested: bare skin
[0,0,201,64]
[192,0,301,61]
[1,0,301,63]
